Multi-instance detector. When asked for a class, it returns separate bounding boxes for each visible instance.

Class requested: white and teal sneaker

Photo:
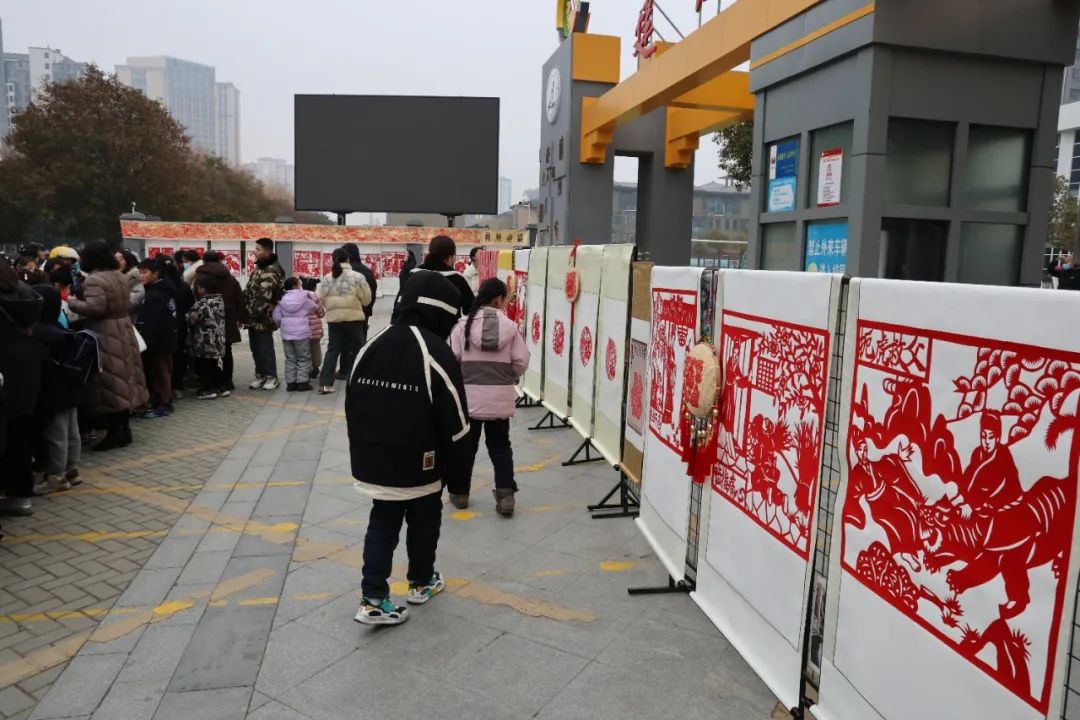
[354,597,409,626]
[406,572,447,605]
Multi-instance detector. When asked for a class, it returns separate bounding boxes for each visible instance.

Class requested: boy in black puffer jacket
[346,271,470,625]
[136,259,178,417]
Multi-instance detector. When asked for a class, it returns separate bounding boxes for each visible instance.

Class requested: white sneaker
[262,377,280,391]
[354,597,409,625]
[406,572,446,605]
[248,377,266,390]
[33,474,70,495]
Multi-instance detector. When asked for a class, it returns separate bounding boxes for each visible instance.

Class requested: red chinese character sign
[819,279,1080,720]
[693,270,842,711]
[633,0,657,59]
[638,267,706,580]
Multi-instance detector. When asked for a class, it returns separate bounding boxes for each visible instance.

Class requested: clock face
[545,68,561,125]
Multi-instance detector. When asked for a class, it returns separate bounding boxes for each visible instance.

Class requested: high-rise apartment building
[214,81,240,166]
[498,176,512,214]
[243,157,294,196]
[0,17,86,146]
[116,56,221,156]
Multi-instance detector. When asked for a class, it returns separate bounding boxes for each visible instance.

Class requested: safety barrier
[507,247,1080,720]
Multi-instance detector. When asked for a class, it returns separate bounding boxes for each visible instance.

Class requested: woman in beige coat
[67,242,150,451]
[316,248,372,394]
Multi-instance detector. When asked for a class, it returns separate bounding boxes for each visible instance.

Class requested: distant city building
[498,176,512,214]
[0,17,86,146]
[1062,23,1080,104]
[214,82,240,166]
[28,46,85,102]
[244,157,294,196]
[385,211,514,230]
[1056,102,1080,196]
[116,56,239,163]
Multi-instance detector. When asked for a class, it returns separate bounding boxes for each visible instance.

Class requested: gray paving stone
[168,607,275,693]
[247,692,272,713]
[247,700,313,719]
[535,661,675,720]
[0,687,35,717]
[113,567,183,608]
[278,441,324,463]
[278,651,518,720]
[90,680,165,720]
[175,550,232,587]
[28,652,125,719]
[216,554,290,602]
[152,687,251,720]
[251,487,310,520]
[253,621,354,700]
[143,537,201,570]
[442,632,590,715]
[115,624,197,686]
[268,461,318,483]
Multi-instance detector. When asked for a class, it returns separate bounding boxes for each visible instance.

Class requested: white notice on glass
[816,148,842,207]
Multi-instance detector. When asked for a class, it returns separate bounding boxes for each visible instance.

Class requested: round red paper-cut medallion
[530,313,541,344]
[605,338,618,381]
[682,342,720,418]
[579,327,593,367]
[630,374,644,421]
[565,268,580,303]
[553,320,566,356]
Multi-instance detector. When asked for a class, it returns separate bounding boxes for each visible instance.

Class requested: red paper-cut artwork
[508,270,528,335]
[580,326,593,367]
[293,251,322,278]
[553,320,567,357]
[605,338,618,382]
[648,288,698,453]
[321,252,334,277]
[712,311,829,558]
[531,313,542,345]
[628,339,647,435]
[219,251,242,278]
[840,320,1080,713]
[246,251,257,275]
[147,246,172,259]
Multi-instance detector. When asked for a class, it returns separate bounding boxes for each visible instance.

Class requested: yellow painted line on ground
[532,569,570,578]
[0,568,274,688]
[599,561,637,572]
[238,597,279,607]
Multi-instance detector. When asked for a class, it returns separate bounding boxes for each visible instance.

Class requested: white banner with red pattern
[637,266,706,581]
[541,246,574,419]
[568,245,604,440]
[522,248,548,402]
[591,244,636,467]
[691,270,844,711]
[815,279,1080,720]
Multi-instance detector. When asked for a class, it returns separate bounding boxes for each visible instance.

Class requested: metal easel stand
[587,471,640,520]
[530,410,571,431]
[515,395,540,408]
[627,574,694,596]
[562,437,603,467]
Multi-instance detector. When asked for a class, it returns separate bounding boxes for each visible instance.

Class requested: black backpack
[62,329,101,388]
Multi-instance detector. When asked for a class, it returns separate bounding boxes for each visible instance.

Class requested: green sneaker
[407,572,447,605]
[353,597,409,625]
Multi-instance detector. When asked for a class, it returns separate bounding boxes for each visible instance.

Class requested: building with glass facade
[117,56,238,161]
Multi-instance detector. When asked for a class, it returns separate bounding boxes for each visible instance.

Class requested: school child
[187,278,227,399]
[272,277,319,392]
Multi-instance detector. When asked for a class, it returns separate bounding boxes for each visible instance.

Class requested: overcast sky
[2,0,735,210]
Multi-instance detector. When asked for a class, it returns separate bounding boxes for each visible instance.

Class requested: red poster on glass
[219,251,242,278]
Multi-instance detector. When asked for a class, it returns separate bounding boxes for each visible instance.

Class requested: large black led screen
[294,95,499,214]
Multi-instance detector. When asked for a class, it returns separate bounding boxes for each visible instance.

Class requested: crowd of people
[1,232,528,631]
[0,236,383,519]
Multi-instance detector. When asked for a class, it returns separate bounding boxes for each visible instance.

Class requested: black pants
[194,357,225,392]
[456,418,516,494]
[337,320,369,374]
[172,347,188,392]
[324,321,366,386]
[222,344,235,389]
[361,492,442,600]
[1,419,35,499]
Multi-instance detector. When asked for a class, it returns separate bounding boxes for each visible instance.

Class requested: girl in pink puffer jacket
[448,277,530,516]
[272,277,319,392]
